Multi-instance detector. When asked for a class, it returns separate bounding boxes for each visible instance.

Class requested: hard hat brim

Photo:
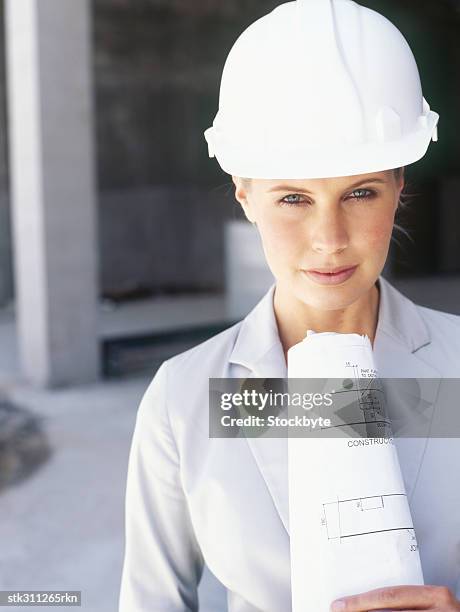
[204,112,439,179]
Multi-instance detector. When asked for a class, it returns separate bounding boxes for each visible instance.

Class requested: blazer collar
[228,275,440,536]
[229,274,432,377]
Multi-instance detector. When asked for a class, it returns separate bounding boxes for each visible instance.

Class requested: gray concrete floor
[0,375,227,611]
[0,296,229,612]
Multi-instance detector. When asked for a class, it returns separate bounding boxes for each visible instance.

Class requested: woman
[119,1,460,610]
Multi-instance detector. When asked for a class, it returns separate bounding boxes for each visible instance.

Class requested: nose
[309,208,349,255]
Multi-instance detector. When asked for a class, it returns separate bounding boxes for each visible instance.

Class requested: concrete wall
[92,0,270,297]
[98,186,243,297]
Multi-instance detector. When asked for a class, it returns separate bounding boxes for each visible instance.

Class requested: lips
[307,265,356,274]
[302,265,358,286]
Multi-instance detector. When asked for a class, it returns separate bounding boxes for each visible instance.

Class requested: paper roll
[287,332,424,611]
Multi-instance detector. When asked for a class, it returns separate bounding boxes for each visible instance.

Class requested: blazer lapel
[228,276,442,536]
[373,277,442,508]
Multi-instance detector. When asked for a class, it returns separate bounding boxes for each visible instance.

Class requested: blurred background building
[0,0,459,387]
[0,1,459,610]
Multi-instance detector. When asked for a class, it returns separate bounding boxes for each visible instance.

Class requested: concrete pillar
[4,0,99,387]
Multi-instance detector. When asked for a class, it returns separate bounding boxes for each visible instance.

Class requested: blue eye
[278,188,375,208]
[348,188,375,201]
[279,194,307,207]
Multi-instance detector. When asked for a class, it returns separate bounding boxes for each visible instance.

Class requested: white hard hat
[203,0,439,179]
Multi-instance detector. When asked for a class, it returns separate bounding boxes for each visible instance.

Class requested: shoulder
[414,302,460,371]
[143,319,243,403]
[417,303,460,341]
[137,320,243,444]
[137,320,242,422]
[163,319,243,377]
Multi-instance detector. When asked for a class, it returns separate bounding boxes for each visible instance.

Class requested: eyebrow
[267,178,387,193]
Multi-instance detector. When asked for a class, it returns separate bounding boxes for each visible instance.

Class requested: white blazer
[119,275,460,611]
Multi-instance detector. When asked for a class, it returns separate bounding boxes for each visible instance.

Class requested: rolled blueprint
[287,331,424,612]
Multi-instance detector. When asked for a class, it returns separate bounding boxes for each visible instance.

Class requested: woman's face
[232,170,404,311]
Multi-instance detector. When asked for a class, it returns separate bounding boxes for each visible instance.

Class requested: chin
[295,277,362,310]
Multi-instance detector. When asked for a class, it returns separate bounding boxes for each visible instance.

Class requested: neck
[273,280,380,363]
